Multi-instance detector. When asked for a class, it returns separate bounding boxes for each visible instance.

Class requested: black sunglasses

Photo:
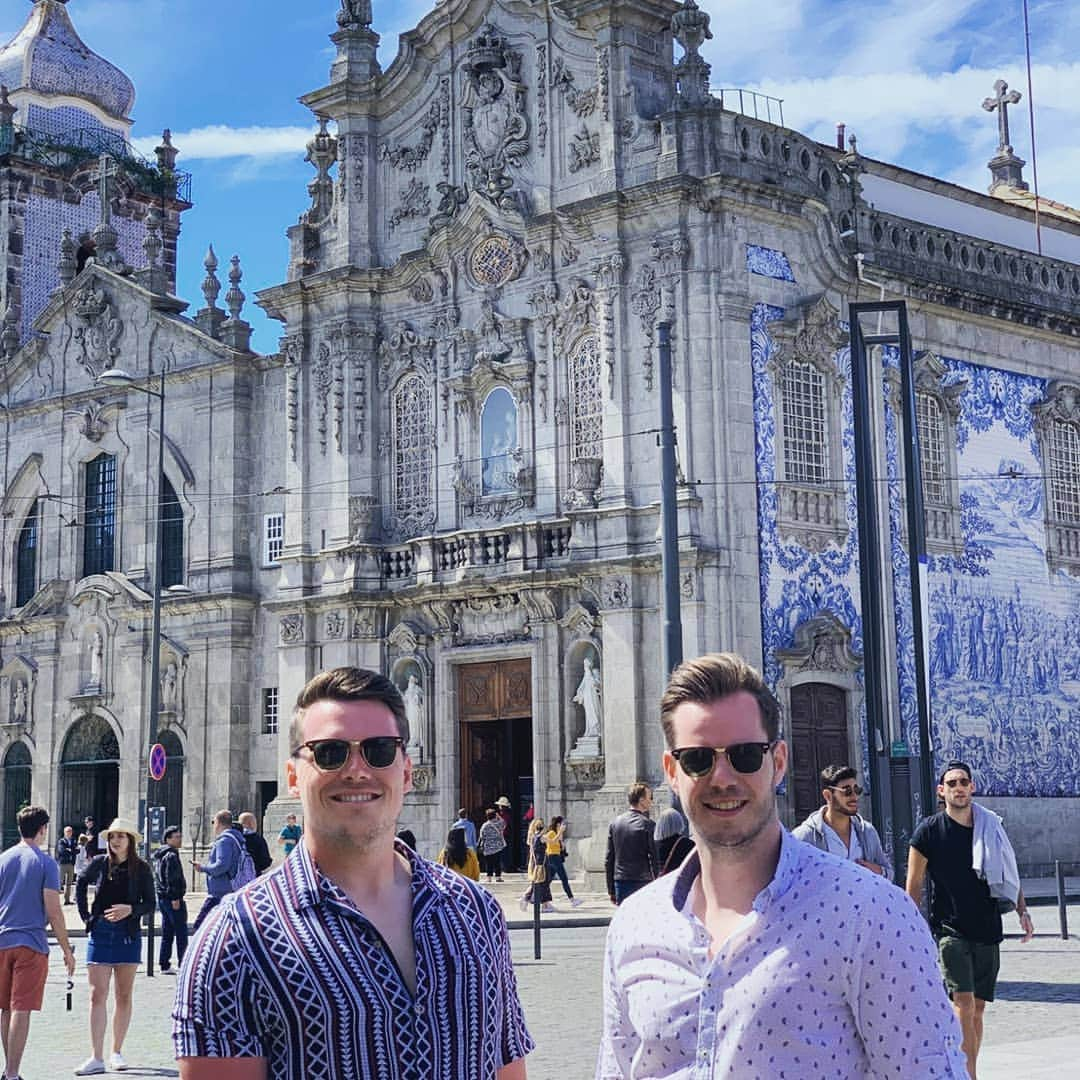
[292,737,404,772]
[670,741,776,779]
[828,784,863,797]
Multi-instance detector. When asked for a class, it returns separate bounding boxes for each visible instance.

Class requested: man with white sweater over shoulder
[907,760,1033,1079]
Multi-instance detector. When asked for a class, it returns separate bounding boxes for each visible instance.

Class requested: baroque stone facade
[1,0,1078,875]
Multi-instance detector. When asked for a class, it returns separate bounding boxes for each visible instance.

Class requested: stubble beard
[692,792,778,854]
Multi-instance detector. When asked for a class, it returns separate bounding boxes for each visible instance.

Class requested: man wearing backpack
[191,810,255,933]
[152,825,188,972]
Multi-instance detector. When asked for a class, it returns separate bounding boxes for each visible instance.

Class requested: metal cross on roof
[982,79,1022,155]
[93,152,118,226]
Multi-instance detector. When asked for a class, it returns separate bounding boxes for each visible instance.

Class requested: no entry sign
[149,742,168,781]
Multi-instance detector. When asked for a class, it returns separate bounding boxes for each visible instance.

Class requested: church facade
[0,0,1077,876]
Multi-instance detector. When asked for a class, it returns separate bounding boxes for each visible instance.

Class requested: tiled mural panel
[22,192,145,339]
[753,306,1080,800]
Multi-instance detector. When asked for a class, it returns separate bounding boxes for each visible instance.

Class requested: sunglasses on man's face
[292,736,404,772]
[828,784,863,797]
[670,741,776,779]
[943,777,971,788]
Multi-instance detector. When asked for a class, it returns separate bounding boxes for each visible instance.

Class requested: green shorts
[938,935,1001,1001]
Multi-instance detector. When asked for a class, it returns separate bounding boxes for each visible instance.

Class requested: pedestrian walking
[597,652,967,1078]
[478,808,507,883]
[906,760,1033,1079]
[436,827,480,880]
[277,813,302,857]
[792,763,891,877]
[55,824,79,904]
[152,825,188,973]
[191,810,255,933]
[172,665,532,1078]
[74,834,92,880]
[495,796,514,871]
[543,817,582,907]
[653,807,694,875]
[0,805,76,1080]
[604,783,658,905]
[451,807,479,851]
[237,812,273,875]
[518,818,548,911]
[74,818,156,1075]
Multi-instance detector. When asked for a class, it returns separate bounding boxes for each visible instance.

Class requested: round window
[469,236,519,287]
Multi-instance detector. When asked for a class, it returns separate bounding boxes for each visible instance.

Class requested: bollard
[533,894,542,960]
[1056,860,1068,940]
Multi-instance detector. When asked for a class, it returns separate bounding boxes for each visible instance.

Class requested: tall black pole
[895,311,935,822]
[143,370,166,976]
[657,322,683,679]
[848,311,893,877]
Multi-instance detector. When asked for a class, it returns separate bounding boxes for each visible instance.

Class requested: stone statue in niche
[402,673,425,759]
[11,681,26,724]
[161,662,178,709]
[88,631,104,689]
[569,653,603,760]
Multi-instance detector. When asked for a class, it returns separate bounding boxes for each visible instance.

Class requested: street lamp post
[98,367,167,976]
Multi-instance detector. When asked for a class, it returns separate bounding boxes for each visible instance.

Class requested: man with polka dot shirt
[596,652,968,1078]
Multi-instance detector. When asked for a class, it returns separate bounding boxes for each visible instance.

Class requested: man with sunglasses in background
[907,761,1033,1079]
[792,763,891,878]
[174,667,531,1080]
[597,653,967,1078]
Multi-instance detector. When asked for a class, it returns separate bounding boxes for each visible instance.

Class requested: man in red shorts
[0,805,76,1080]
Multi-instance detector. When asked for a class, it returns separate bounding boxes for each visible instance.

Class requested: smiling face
[286,697,413,858]
[823,778,861,819]
[663,690,787,853]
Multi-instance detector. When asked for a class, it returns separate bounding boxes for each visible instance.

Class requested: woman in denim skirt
[74,818,156,1075]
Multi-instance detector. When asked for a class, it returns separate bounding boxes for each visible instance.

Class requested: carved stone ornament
[467,228,528,288]
[325,610,346,639]
[387,620,423,655]
[349,494,379,542]
[566,757,605,786]
[377,321,435,389]
[776,612,862,675]
[454,592,530,645]
[303,117,338,227]
[389,178,430,231]
[551,57,597,117]
[568,125,601,173]
[337,0,372,29]
[350,607,378,638]
[681,572,695,600]
[71,400,111,442]
[72,280,123,380]
[461,24,530,211]
[601,576,630,608]
[1032,379,1080,432]
[631,263,662,390]
[409,277,434,304]
[568,457,602,508]
[429,181,468,232]
[381,99,440,171]
[671,0,713,106]
[772,295,848,375]
[411,763,435,792]
[559,602,597,639]
[279,614,304,644]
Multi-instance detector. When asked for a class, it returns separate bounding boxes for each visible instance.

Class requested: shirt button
[414,1003,424,1017]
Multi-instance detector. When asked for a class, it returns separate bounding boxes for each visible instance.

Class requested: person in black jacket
[74,818,156,1075]
[152,825,188,972]
[605,782,659,904]
[237,812,273,874]
[55,824,79,904]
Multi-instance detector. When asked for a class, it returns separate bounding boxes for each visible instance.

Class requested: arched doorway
[1,742,32,849]
[789,682,849,823]
[148,729,183,829]
[59,715,119,834]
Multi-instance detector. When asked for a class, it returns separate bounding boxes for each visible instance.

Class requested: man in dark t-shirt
[907,761,1033,1079]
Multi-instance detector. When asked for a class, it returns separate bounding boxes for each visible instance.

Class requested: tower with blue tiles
[0,0,189,342]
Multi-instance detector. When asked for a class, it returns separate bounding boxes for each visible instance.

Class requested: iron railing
[710,88,785,127]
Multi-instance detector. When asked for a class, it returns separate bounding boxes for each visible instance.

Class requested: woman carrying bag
[543,816,583,907]
[527,821,555,912]
[74,818,156,1075]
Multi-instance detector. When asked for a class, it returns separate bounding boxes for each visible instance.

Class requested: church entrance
[458,659,533,871]
[59,715,119,835]
[1,742,32,849]
[789,682,849,823]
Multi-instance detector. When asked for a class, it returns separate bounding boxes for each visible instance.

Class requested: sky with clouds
[3,0,1076,352]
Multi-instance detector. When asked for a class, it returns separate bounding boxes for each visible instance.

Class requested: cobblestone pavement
[19,902,1080,1078]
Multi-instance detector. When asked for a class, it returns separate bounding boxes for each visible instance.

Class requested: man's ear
[286,758,300,798]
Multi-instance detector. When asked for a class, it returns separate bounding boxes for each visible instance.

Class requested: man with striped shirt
[173,667,532,1079]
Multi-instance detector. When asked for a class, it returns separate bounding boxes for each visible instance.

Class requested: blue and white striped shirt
[173,840,533,1079]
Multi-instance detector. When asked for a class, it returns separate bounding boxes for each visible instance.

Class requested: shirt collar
[670,823,802,914]
[285,838,448,923]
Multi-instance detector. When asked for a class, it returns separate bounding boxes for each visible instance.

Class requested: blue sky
[4,1,1077,354]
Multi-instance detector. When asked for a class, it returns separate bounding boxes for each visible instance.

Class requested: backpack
[225,830,256,891]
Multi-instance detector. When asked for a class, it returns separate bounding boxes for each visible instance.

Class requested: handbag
[529,859,548,884]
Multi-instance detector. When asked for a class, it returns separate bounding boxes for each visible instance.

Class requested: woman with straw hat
[73,818,155,1075]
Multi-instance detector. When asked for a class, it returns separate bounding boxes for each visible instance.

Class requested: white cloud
[131,124,315,162]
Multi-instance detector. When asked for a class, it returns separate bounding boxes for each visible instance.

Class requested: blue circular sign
[149,743,168,781]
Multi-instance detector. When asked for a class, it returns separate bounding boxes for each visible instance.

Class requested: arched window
[160,476,183,588]
[59,715,120,835]
[481,388,519,495]
[15,500,38,608]
[1030,381,1080,575]
[779,361,829,486]
[83,453,116,577]
[916,393,947,506]
[1,741,31,849]
[569,334,602,461]
[911,353,964,555]
[392,375,433,530]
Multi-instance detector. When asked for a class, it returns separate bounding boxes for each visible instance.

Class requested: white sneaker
[518,897,528,911]
[74,1059,105,1076]
[109,1051,129,1071]
[541,903,556,913]
[570,897,584,908]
